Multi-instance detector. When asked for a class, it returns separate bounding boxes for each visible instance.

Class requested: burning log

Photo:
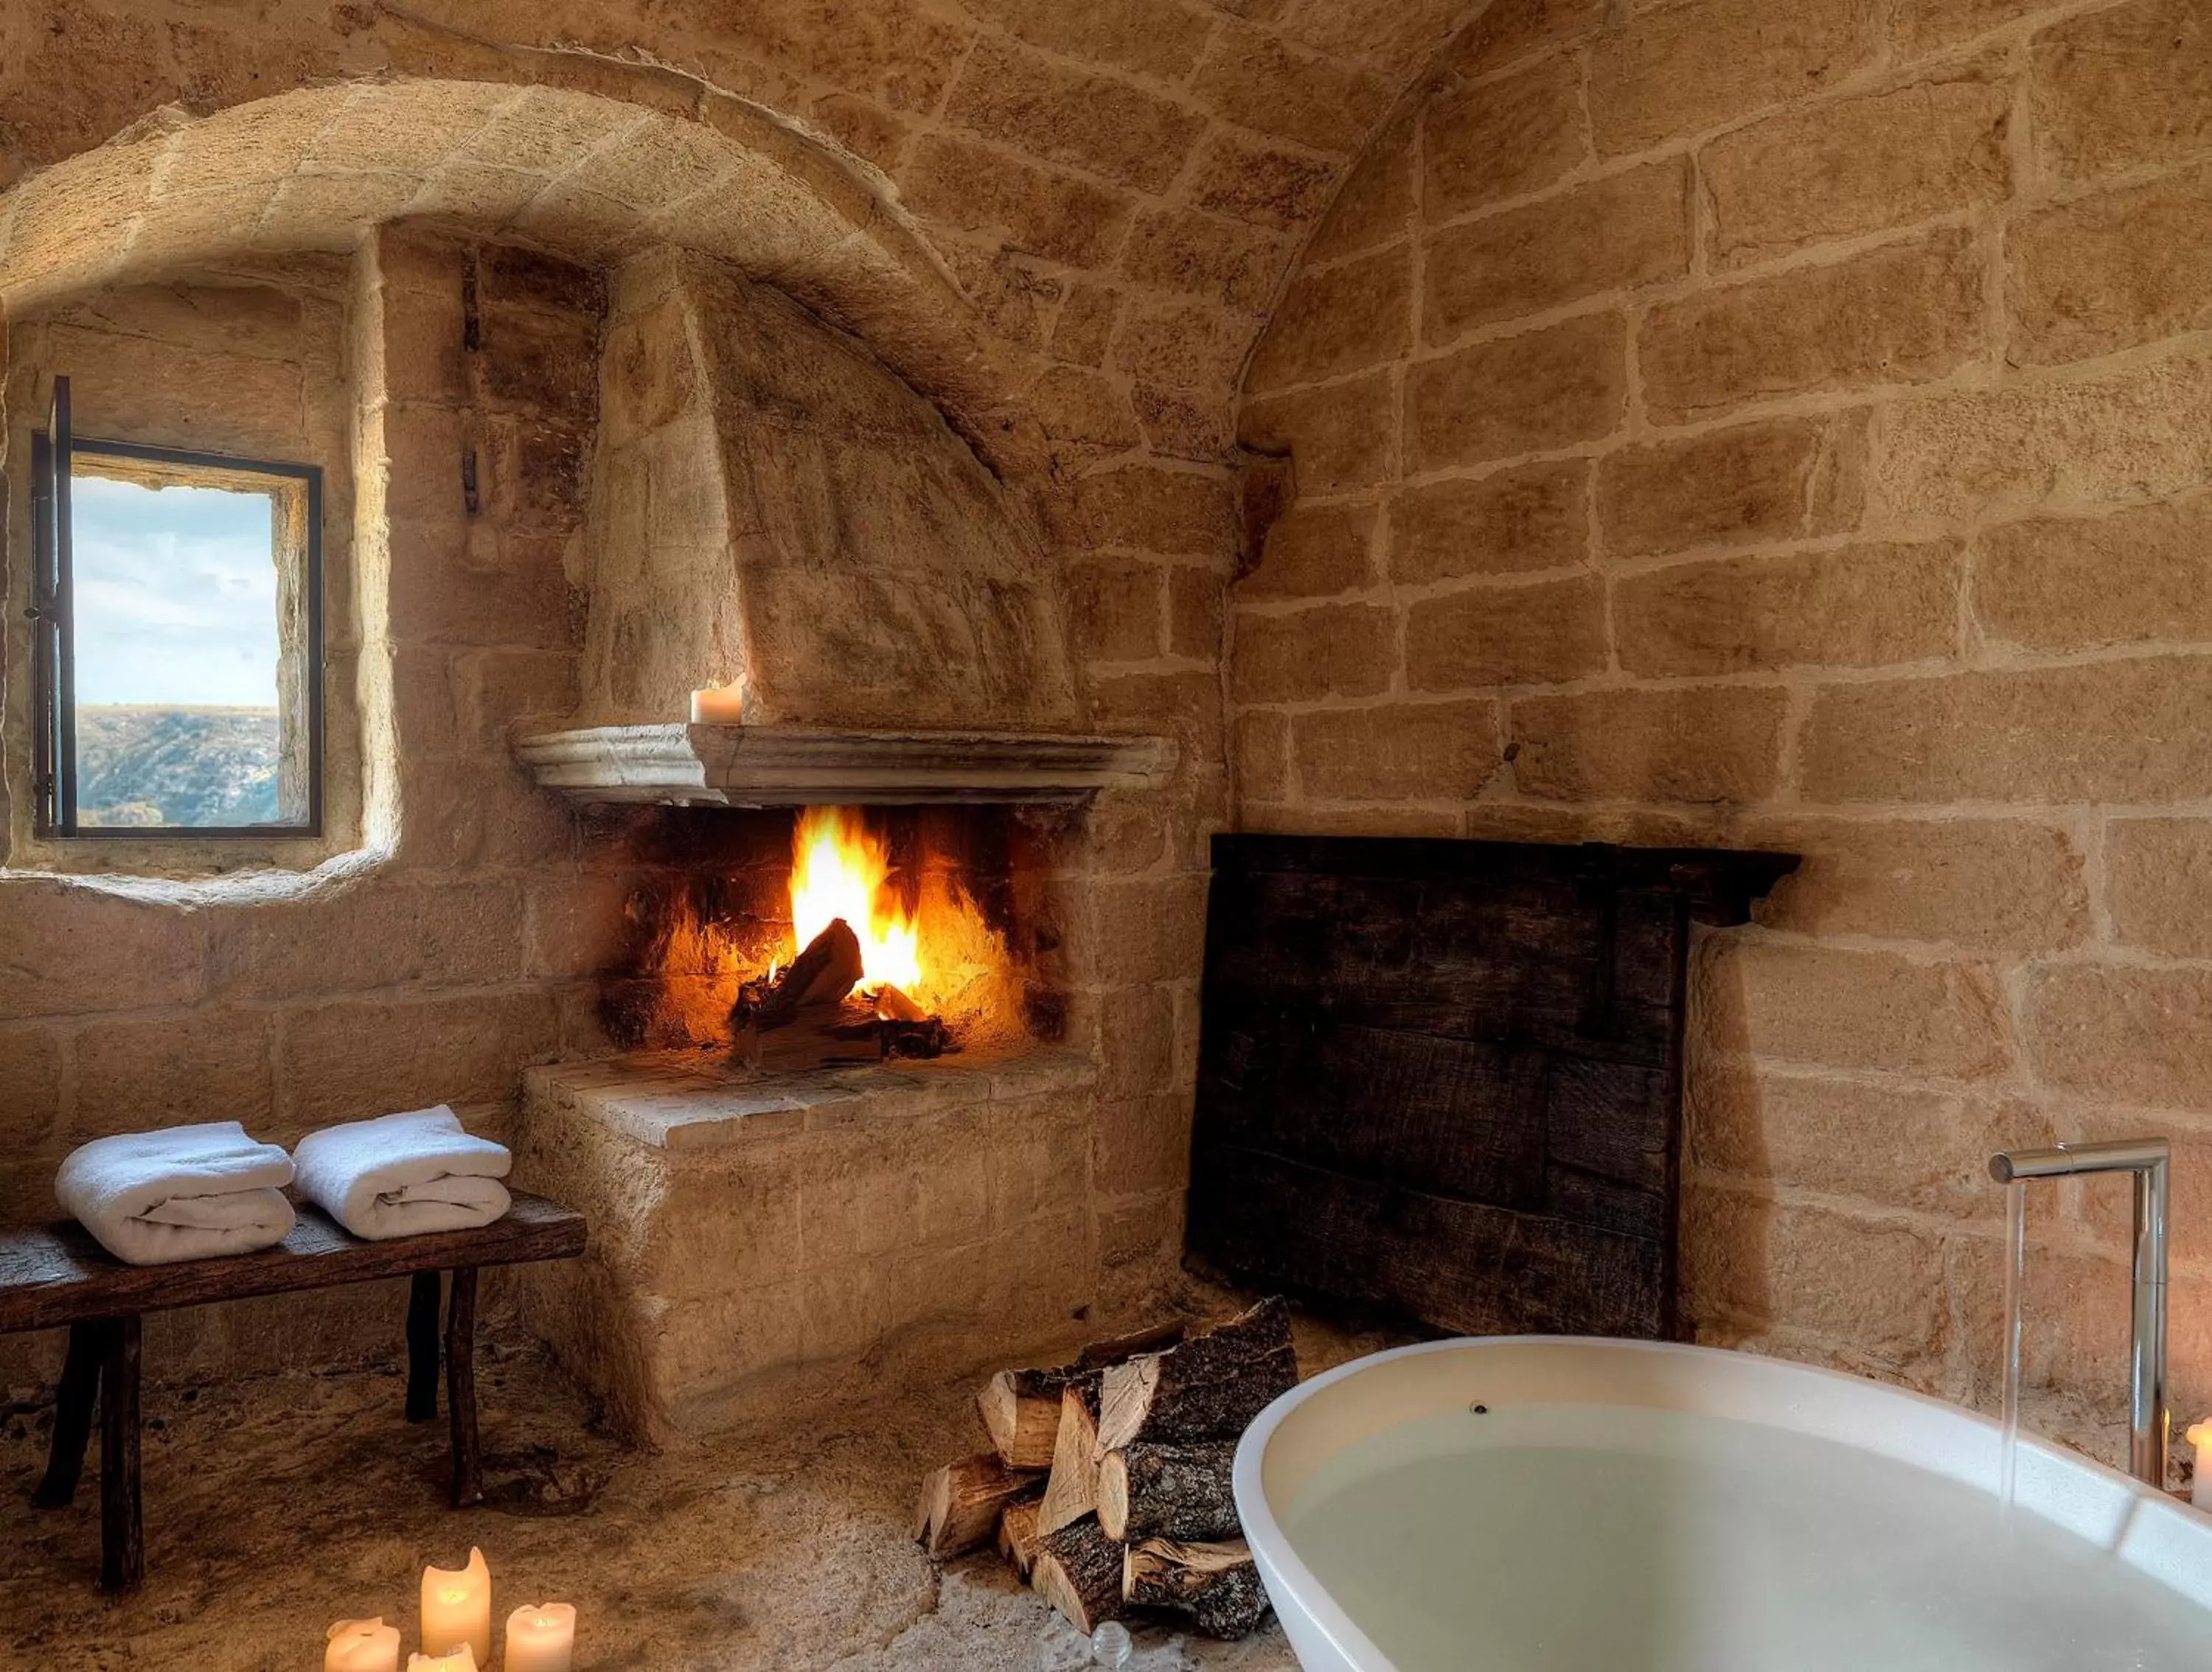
[874,982,928,1023]
[1096,1297,1297,1453]
[912,1453,1044,1560]
[1123,1539,1270,1639]
[1096,1441,1239,1544]
[733,918,864,1032]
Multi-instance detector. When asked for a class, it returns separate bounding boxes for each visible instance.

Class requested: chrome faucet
[1988,1138,2171,1489]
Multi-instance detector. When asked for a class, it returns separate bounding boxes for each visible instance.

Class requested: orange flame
[788,807,921,995]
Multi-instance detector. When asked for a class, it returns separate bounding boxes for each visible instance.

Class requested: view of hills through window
[71,470,283,827]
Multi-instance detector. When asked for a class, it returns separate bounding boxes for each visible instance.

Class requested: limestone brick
[1441,0,1608,80]
[1408,312,1628,470]
[959,0,1217,79]
[1304,116,1414,265]
[2105,820,2212,959]
[1233,602,1396,703]
[1587,0,1881,157]
[1694,938,2011,1080]
[1747,816,2088,954]
[1702,62,2012,271]
[1239,499,1379,599]
[1404,574,1607,689]
[1191,24,1389,154]
[1184,130,1339,229]
[1389,459,1590,583]
[276,991,563,1126]
[1245,245,1411,393]
[1239,371,1398,490]
[2007,164,2212,367]
[1168,565,1226,658]
[1509,685,1789,804]
[1596,416,1861,560]
[1290,700,1503,800]
[1067,556,1166,661]
[1640,230,1986,424]
[946,38,1208,195]
[1613,539,1961,677]
[1800,659,2212,804]
[902,134,1132,268]
[2030,0,2212,182]
[72,1010,276,1137]
[2025,966,2212,1112]
[1421,52,1588,223]
[1868,345,2212,525]
[1425,159,1689,341]
[1234,711,1293,801]
[1975,497,2212,652]
[1119,208,1283,313]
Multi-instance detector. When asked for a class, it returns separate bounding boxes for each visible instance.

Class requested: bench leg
[99,1315,143,1594]
[406,1272,442,1423]
[443,1267,483,1509]
[33,1321,105,1510]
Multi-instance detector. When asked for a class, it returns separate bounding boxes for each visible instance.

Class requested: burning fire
[788,807,922,997]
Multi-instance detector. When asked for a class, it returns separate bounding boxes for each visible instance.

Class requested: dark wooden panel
[0,1194,585,1334]
[1187,835,1795,1342]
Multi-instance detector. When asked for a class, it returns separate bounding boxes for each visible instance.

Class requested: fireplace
[591,802,1069,1070]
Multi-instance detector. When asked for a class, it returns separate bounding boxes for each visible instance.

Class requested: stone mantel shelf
[512,722,1178,807]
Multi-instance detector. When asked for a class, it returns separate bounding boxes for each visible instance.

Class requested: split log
[1096,1441,1239,1543]
[1032,1516,1127,1635]
[997,1497,1044,1579]
[733,919,863,1032]
[1123,1539,1270,1640]
[1076,1320,1186,1369]
[1096,1297,1296,1454]
[873,982,928,1023]
[1037,1379,1104,1536]
[977,1323,1187,1469]
[978,1367,1081,1470]
[913,1453,1043,1561]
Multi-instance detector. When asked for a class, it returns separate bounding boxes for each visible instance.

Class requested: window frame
[29,375,327,840]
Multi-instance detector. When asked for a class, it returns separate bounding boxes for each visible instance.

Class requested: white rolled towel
[292,1105,512,1241]
[56,1121,296,1267]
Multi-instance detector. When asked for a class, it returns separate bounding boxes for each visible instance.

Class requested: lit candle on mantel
[406,1650,477,1672]
[420,1548,493,1665]
[2190,1421,2212,1508]
[325,1617,400,1672]
[689,684,744,724]
[505,1602,577,1672]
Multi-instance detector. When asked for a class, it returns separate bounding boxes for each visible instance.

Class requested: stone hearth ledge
[512,722,1178,806]
[512,1046,1112,1442]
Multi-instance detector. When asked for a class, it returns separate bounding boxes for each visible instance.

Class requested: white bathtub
[1234,1337,2212,1672]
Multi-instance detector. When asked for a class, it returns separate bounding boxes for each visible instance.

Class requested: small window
[29,376,324,837]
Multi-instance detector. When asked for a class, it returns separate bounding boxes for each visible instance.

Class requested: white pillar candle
[2189,1421,2212,1508]
[406,1650,478,1672]
[420,1548,493,1665]
[689,685,744,723]
[326,1617,400,1672]
[505,1603,577,1672]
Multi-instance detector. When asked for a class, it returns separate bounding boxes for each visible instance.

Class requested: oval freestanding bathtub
[1234,1337,2212,1672]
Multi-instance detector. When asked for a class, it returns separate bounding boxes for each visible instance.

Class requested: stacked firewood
[914,1297,1296,1640]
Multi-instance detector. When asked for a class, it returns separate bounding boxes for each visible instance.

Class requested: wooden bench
[0,1192,587,1592]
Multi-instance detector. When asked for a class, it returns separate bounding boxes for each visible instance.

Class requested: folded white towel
[292,1106,513,1241]
[55,1122,297,1267]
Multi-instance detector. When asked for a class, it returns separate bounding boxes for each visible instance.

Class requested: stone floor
[0,1309,1399,1671]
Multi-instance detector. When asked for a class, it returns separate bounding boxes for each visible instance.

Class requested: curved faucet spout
[1988,1136,2169,1491]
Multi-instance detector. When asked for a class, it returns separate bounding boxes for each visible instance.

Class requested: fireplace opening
[594,803,1065,1071]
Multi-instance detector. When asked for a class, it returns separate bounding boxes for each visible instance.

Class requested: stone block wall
[1233,0,2212,1459]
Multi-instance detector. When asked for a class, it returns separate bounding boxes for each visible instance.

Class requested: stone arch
[0,76,1037,463]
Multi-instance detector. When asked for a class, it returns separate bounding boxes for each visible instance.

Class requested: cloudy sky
[71,473,281,708]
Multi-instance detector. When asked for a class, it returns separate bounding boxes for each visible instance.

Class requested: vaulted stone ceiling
[0,0,1508,471]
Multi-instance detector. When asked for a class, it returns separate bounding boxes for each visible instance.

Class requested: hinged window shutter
[30,375,73,835]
